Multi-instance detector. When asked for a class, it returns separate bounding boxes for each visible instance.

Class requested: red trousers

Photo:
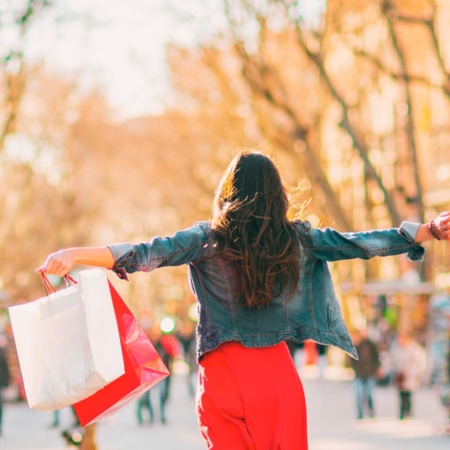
[196,341,308,450]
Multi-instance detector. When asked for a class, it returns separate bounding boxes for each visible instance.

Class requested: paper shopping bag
[8,269,124,411]
[73,281,170,426]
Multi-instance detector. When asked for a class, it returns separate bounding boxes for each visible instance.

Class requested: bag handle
[39,271,77,295]
[64,274,77,285]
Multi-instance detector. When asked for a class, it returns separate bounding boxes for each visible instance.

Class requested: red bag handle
[39,271,77,295]
[64,274,77,285]
[40,271,56,295]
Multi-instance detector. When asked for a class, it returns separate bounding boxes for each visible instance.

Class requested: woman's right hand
[35,246,115,277]
[36,249,76,277]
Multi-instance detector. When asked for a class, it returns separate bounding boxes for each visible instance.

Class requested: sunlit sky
[23,0,225,119]
[7,0,323,120]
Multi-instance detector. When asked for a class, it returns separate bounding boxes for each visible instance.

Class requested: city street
[1,366,449,450]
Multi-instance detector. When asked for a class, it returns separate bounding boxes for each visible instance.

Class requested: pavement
[1,364,449,450]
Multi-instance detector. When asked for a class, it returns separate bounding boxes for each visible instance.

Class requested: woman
[391,332,427,419]
[348,328,380,419]
[38,151,450,449]
[0,335,11,437]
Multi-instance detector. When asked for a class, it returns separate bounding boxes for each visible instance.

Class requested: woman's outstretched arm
[36,247,115,277]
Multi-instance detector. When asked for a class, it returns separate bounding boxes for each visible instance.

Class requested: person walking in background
[51,406,80,428]
[391,331,427,420]
[37,151,450,449]
[159,331,180,404]
[137,324,174,425]
[176,324,198,397]
[349,328,380,419]
[0,334,11,437]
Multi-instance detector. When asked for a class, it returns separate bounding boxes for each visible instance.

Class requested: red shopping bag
[73,281,170,426]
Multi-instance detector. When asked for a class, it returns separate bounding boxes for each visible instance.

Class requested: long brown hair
[212,151,301,308]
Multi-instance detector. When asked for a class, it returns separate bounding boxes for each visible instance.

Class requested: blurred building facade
[320,0,450,343]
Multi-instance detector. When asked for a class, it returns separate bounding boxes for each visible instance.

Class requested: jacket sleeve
[106,222,211,280]
[298,221,425,262]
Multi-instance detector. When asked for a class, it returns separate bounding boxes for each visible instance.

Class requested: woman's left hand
[430,211,450,241]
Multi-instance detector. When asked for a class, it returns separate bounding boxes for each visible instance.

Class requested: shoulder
[292,219,311,231]
[291,219,312,238]
[291,220,314,250]
[194,220,212,233]
[193,221,214,242]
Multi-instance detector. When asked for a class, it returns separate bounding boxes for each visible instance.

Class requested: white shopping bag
[9,269,125,411]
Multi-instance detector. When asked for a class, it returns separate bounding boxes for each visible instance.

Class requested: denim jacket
[107,221,425,361]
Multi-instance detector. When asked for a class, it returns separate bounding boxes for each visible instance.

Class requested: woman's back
[211,151,301,309]
[188,219,357,361]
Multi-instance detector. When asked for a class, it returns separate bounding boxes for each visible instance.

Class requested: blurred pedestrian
[52,406,80,428]
[285,339,299,362]
[159,332,180,402]
[317,344,328,378]
[0,334,11,437]
[391,331,427,420]
[348,328,380,419]
[37,151,450,449]
[177,325,197,396]
[137,325,174,425]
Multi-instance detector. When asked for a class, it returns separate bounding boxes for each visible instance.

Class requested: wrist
[66,248,80,263]
[429,220,441,241]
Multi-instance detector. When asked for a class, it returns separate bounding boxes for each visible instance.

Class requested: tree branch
[289,7,402,225]
[224,0,353,229]
[381,0,425,222]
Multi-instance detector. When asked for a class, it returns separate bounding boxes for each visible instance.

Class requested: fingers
[433,211,450,241]
[437,212,450,225]
[36,251,73,277]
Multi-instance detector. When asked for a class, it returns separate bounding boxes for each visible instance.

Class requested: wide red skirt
[196,341,308,450]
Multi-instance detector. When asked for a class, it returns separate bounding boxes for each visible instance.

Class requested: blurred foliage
[0,0,449,310]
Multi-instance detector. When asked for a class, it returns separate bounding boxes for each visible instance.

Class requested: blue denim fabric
[107,221,424,361]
